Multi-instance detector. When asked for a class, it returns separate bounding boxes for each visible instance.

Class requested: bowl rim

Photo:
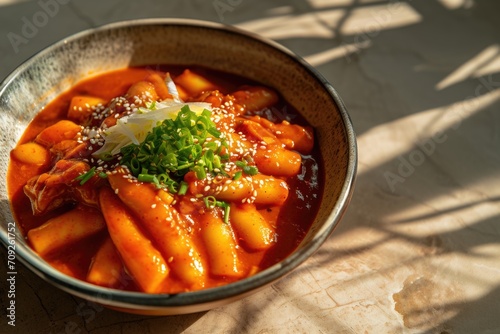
[0,18,357,310]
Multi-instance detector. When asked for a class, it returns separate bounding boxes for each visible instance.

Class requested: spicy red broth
[8,66,323,293]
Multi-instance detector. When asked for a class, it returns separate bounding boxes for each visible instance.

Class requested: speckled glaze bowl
[0,19,357,315]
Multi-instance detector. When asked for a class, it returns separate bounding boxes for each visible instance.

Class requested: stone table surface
[1,0,500,333]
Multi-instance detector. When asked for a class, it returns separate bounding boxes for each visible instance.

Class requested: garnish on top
[85,75,260,205]
[117,105,229,193]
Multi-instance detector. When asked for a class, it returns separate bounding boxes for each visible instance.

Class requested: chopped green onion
[234,161,246,169]
[208,127,221,138]
[138,173,157,183]
[213,155,222,169]
[74,167,96,185]
[203,196,217,209]
[203,197,230,223]
[118,105,229,193]
[193,165,206,180]
[98,172,108,179]
[216,201,230,224]
[223,205,230,224]
[178,181,188,195]
[233,171,242,180]
[235,160,259,176]
[243,165,259,175]
[157,173,169,184]
[129,157,141,175]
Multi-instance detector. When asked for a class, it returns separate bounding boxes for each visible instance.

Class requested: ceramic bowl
[0,19,357,315]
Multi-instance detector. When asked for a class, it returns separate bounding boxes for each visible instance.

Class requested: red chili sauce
[8,66,323,293]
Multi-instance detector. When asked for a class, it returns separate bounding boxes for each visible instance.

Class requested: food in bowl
[7,65,322,294]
